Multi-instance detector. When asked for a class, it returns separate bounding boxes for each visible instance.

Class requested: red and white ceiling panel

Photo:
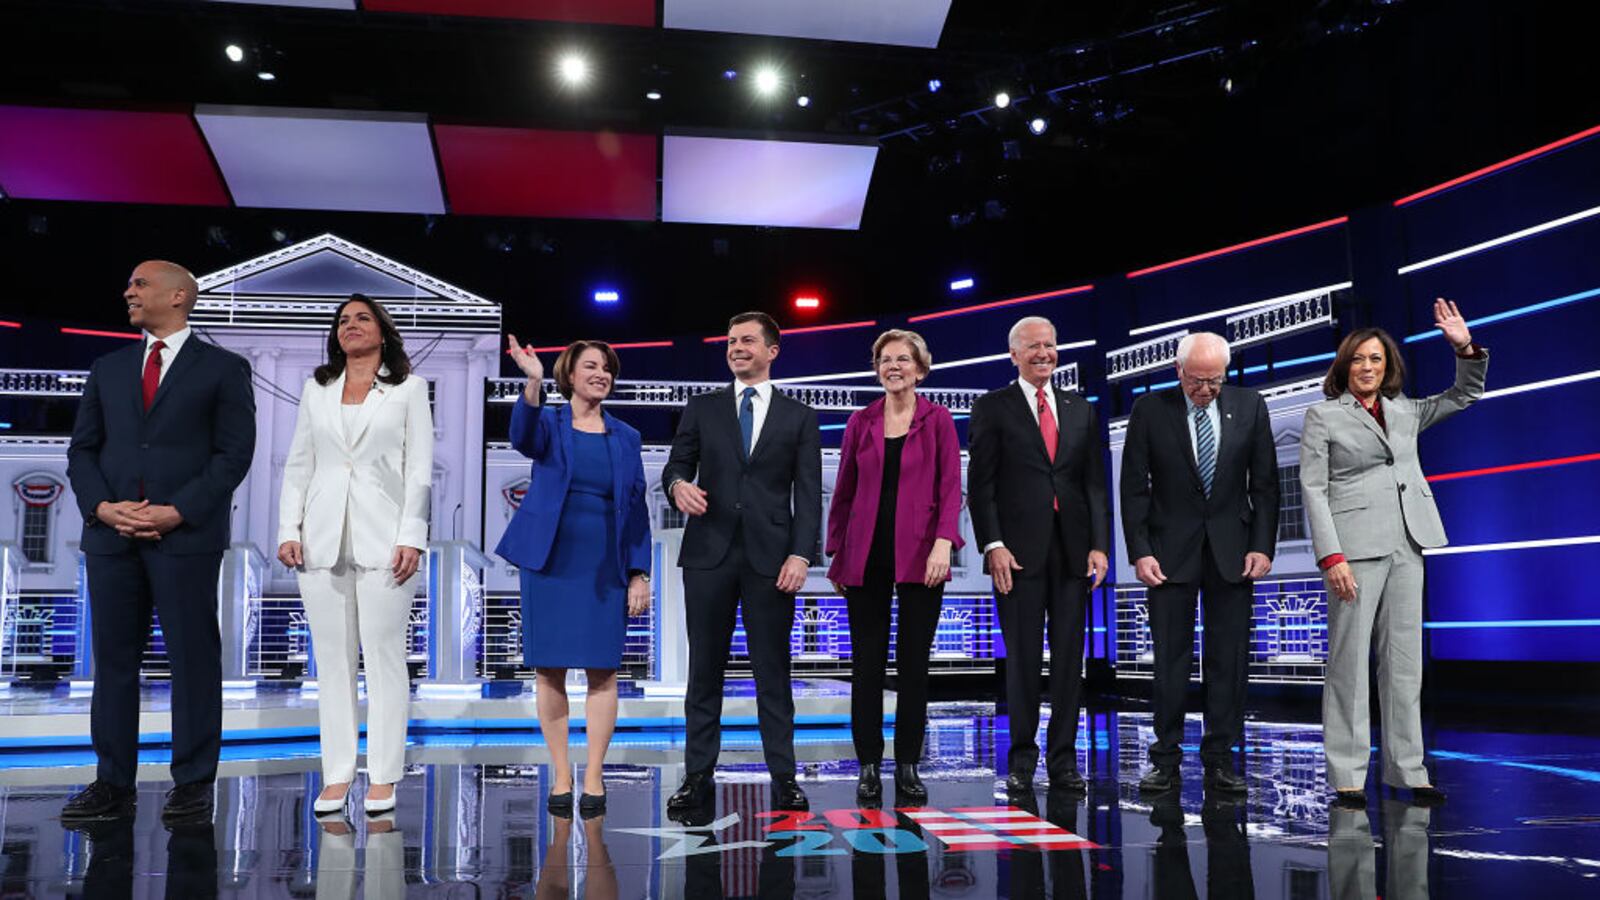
[0,105,229,206]
[663,0,953,48]
[362,0,655,27]
[661,134,878,230]
[194,105,446,214]
[434,125,657,220]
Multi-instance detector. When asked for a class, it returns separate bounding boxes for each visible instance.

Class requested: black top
[865,434,906,582]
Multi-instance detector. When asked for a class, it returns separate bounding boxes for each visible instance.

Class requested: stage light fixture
[796,95,811,107]
[928,78,942,93]
[1221,76,1235,94]
[225,44,244,63]
[754,67,782,97]
[593,290,620,304]
[793,295,820,310]
[723,69,738,80]
[950,277,975,291]
[993,91,1011,109]
[257,71,276,81]
[646,90,662,101]
[558,53,590,87]
[1029,117,1049,135]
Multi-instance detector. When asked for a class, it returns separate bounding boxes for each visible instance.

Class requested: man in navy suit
[64,260,256,824]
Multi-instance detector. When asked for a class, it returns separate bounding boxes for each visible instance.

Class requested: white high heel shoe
[313,785,352,816]
[364,784,397,815]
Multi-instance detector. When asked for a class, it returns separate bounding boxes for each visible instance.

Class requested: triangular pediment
[196,233,492,306]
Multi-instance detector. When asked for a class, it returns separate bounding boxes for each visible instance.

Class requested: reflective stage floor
[2,702,1598,898]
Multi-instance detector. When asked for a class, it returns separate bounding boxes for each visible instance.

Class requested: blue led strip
[1423,618,1600,629]
[1406,285,1600,343]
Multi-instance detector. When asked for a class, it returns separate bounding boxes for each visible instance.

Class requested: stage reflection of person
[1302,299,1485,806]
[81,815,220,900]
[316,813,404,900]
[826,329,964,806]
[534,810,620,900]
[849,814,934,900]
[1005,792,1088,900]
[1148,795,1255,900]
[1329,800,1432,900]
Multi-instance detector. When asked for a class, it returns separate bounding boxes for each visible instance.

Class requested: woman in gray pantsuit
[1300,298,1486,807]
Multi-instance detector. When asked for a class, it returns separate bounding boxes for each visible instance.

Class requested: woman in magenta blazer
[827,329,965,806]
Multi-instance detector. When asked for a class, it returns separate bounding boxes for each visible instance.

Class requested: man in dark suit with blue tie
[63,260,257,824]
[662,311,822,812]
[1120,332,1279,797]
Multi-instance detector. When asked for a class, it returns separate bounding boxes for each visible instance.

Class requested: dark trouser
[995,523,1088,780]
[682,532,798,775]
[1008,799,1088,900]
[85,546,224,788]
[845,574,944,765]
[1146,538,1252,772]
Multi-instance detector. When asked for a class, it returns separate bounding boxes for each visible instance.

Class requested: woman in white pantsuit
[1301,298,1485,808]
[278,293,434,817]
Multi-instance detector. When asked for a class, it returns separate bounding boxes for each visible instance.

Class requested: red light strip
[1395,123,1600,207]
[701,319,878,343]
[1125,216,1350,279]
[61,327,140,340]
[528,340,676,353]
[0,320,21,329]
[1426,452,1600,483]
[908,284,1095,323]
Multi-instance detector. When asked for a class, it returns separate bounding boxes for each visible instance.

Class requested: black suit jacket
[67,335,257,556]
[968,381,1110,573]
[1119,386,1279,584]
[662,386,822,577]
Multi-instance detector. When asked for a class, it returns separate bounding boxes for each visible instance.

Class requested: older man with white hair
[1119,331,1279,797]
[969,315,1110,798]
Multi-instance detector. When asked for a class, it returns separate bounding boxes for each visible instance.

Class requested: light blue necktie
[740,386,757,459]
[1195,404,1215,497]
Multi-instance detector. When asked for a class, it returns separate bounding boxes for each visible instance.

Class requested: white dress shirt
[142,326,192,388]
[983,378,1061,555]
[1184,392,1222,463]
[734,379,775,453]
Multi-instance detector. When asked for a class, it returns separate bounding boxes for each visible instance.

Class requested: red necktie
[142,340,165,411]
[1037,385,1059,510]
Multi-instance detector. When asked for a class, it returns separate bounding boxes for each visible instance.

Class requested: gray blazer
[1300,352,1488,562]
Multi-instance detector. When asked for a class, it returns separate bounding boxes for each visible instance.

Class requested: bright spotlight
[257,71,276,82]
[224,44,244,63]
[1028,117,1048,135]
[993,91,1011,109]
[646,90,662,101]
[754,67,782,97]
[557,53,589,86]
[928,78,943,93]
[796,95,811,108]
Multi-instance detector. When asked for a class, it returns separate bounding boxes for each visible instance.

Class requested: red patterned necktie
[1037,385,1059,510]
[142,340,165,411]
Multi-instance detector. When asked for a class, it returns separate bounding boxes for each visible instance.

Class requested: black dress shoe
[1204,767,1247,796]
[894,763,929,805]
[1409,785,1447,807]
[772,775,809,811]
[1049,771,1087,794]
[161,782,214,823]
[578,792,607,817]
[62,781,137,821]
[1004,772,1034,798]
[856,762,883,804]
[667,771,713,811]
[1138,768,1179,795]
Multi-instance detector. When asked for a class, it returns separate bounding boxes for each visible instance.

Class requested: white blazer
[277,368,434,570]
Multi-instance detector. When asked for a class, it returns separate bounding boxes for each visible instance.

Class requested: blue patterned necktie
[740,386,757,459]
[1195,404,1215,497]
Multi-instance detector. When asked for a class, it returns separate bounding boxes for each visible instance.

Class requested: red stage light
[793,296,821,310]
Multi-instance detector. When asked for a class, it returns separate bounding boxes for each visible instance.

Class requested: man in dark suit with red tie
[63,260,256,824]
[968,315,1110,799]
[1120,332,1279,797]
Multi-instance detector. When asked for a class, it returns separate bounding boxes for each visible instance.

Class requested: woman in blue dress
[496,337,652,815]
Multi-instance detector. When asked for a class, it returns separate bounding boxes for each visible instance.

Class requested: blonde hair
[872,329,933,382]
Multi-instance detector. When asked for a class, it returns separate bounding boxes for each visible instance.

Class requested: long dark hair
[314,294,411,386]
[1322,327,1406,400]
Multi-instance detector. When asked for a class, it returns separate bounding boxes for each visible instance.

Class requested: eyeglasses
[1182,374,1225,389]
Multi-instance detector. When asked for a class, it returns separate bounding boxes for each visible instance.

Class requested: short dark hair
[314,294,411,386]
[728,311,780,346]
[553,340,620,400]
[1322,327,1406,400]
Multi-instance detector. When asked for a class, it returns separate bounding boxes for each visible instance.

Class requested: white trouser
[299,537,416,786]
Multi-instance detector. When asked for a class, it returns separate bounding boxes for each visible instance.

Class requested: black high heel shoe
[894,763,929,805]
[856,762,882,804]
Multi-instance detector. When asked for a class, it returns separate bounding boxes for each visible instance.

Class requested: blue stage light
[594,290,620,304]
[723,69,738,80]
[949,277,975,291]
[928,78,942,93]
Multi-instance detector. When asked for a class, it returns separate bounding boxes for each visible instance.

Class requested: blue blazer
[67,336,257,556]
[493,397,652,586]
